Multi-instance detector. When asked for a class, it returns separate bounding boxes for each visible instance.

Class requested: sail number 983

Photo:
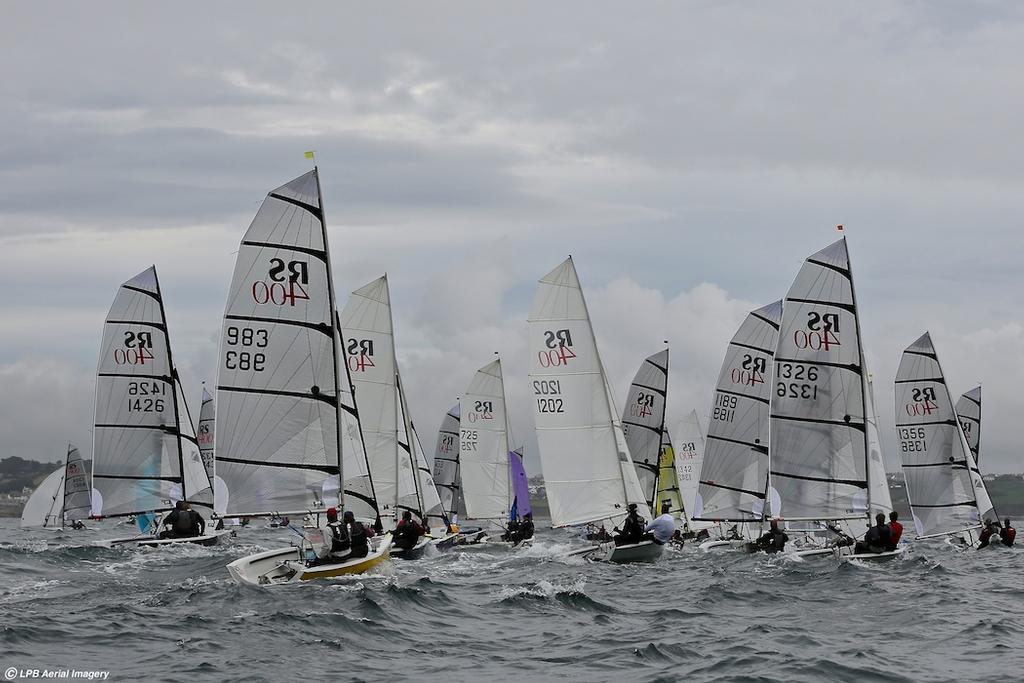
[225,326,267,371]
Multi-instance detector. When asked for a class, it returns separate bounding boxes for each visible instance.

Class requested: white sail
[527,257,650,528]
[21,467,65,528]
[621,349,669,508]
[62,446,92,522]
[215,170,345,517]
[92,266,197,517]
[864,369,893,516]
[335,310,379,524]
[770,239,868,522]
[339,276,401,525]
[675,410,710,527]
[432,403,461,522]
[895,332,986,538]
[197,387,228,515]
[696,301,781,522]
[460,359,513,521]
[171,377,213,507]
[410,418,449,532]
[955,387,982,466]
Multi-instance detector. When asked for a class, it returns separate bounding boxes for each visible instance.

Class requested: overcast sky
[2,2,1023,476]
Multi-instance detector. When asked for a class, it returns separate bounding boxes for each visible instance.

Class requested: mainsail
[21,466,64,528]
[654,429,686,523]
[461,359,513,522]
[895,333,989,538]
[527,257,650,528]
[432,403,461,523]
[215,170,345,517]
[339,276,401,526]
[409,418,450,532]
[695,301,781,522]
[864,370,893,516]
[955,386,982,466]
[92,266,208,518]
[509,447,532,521]
[62,445,92,522]
[769,239,868,522]
[674,411,710,528]
[621,349,669,509]
[196,387,228,515]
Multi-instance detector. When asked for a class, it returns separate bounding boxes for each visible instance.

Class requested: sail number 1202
[533,379,564,413]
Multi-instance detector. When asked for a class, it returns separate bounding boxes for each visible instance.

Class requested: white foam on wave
[494,576,588,601]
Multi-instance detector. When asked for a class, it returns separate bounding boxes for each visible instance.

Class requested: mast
[844,236,873,526]
[152,269,187,502]
[396,370,426,521]
[314,167,346,513]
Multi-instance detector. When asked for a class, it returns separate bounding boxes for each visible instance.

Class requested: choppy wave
[1,519,1022,682]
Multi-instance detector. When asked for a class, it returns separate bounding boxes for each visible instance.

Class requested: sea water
[1,518,1021,683]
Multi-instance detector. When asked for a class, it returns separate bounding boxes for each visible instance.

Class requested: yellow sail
[655,431,689,527]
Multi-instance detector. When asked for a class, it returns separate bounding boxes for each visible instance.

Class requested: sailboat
[21,445,93,531]
[528,257,658,563]
[431,403,465,535]
[91,266,223,548]
[693,301,781,550]
[338,275,454,559]
[895,333,995,547]
[956,386,986,487]
[457,358,533,547]
[221,169,391,585]
[621,349,669,512]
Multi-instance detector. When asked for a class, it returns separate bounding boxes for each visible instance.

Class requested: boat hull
[137,530,234,548]
[391,536,431,560]
[847,546,907,563]
[590,540,664,564]
[226,536,392,585]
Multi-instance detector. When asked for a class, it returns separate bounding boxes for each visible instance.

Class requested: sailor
[69,520,86,530]
[694,528,711,542]
[1001,519,1016,547]
[644,502,676,545]
[344,511,371,558]
[887,511,903,550]
[726,525,743,541]
[854,513,892,554]
[324,507,350,557]
[393,510,425,552]
[978,520,996,549]
[516,512,535,543]
[502,518,521,542]
[614,503,646,546]
[755,520,788,554]
[160,501,205,539]
[670,530,685,549]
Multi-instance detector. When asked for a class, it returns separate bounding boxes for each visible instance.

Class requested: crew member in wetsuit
[70,520,86,530]
[1001,519,1016,547]
[755,520,788,554]
[513,512,535,543]
[614,503,646,546]
[502,518,521,542]
[160,501,205,539]
[855,513,892,554]
[344,511,371,558]
[887,511,903,550]
[393,510,424,552]
[978,520,996,549]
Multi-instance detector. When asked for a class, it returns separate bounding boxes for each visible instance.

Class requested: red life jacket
[1003,527,1016,545]
[889,521,903,545]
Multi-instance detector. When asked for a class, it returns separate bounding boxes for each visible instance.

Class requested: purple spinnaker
[509,448,531,520]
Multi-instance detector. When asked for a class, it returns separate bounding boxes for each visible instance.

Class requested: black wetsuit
[615,513,645,546]
[855,523,892,554]
[510,519,534,544]
[161,509,204,538]
[347,521,370,558]
[393,520,422,552]
[756,528,788,554]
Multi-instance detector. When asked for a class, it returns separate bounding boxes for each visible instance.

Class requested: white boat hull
[847,546,907,563]
[699,539,747,552]
[227,535,392,586]
[137,529,234,548]
[391,536,432,560]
